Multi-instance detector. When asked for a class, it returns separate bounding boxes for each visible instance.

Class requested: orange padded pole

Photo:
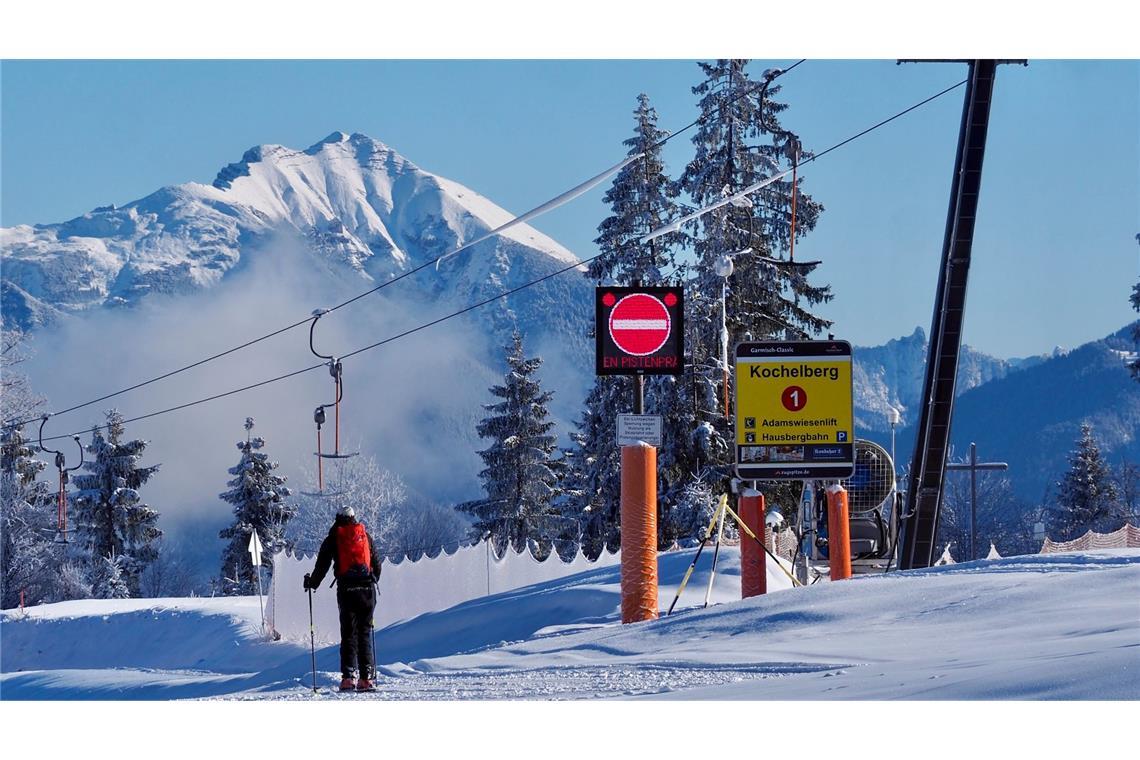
[826,485,852,581]
[739,489,766,598]
[620,443,658,623]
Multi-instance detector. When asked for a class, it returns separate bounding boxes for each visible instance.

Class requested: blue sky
[1,59,1136,357]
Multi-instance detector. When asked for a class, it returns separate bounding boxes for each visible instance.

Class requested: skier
[303,505,382,692]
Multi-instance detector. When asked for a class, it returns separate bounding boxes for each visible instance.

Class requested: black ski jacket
[308,515,382,589]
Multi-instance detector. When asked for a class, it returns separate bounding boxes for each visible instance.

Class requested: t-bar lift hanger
[308,309,358,493]
[37,414,83,544]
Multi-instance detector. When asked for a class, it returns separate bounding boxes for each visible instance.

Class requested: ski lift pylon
[37,414,83,544]
[308,310,358,495]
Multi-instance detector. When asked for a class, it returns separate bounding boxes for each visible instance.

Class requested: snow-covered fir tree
[562,380,625,559]
[646,371,702,546]
[588,93,682,285]
[549,448,584,560]
[72,410,162,597]
[1050,423,1125,540]
[665,477,719,545]
[218,417,294,595]
[1129,269,1139,380]
[564,94,691,555]
[89,552,131,599]
[459,332,563,559]
[675,59,832,478]
[0,425,59,607]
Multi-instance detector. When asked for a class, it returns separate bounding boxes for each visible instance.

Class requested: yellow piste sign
[734,340,855,480]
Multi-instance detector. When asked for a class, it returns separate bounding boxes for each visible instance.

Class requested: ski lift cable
[640,170,793,244]
[641,77,968,244]
[2,61,811,434]
[33,78,965,444]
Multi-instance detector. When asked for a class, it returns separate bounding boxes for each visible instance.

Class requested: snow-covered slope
[0,131,589,353]
[3,548,1137,700]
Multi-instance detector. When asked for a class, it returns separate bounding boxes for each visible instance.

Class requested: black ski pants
[336,583,376,679]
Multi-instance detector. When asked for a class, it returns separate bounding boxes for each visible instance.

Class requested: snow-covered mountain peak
[2,131,585,330]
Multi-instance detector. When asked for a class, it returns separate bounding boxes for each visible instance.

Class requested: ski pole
[370,581,378,682]
[703,502,727,608]
[306,574,318,693]
[666,494,728,616]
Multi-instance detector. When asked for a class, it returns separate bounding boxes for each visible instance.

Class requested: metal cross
[946,442,1009,561]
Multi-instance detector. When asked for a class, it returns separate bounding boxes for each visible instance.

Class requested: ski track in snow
[226,662,852,701]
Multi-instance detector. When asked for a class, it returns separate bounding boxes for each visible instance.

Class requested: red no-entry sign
[608,293,672,355]
[596,286,684,376]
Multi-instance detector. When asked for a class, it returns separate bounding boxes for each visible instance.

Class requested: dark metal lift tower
[898,60,1013,569]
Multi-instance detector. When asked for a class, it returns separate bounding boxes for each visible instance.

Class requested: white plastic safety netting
[266,541,621,644]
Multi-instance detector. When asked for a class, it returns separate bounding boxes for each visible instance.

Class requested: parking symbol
[837,431,848,442]
[745,432,756,443]
[744,417,756,428]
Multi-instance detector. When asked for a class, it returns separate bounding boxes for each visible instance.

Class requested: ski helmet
[336,505,355,519]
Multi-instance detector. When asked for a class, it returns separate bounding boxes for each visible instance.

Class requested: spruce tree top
[591,93,681,286]
[1056,423,1118,509]
[679,59,832,341]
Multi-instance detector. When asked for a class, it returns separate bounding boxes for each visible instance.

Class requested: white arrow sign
[248,530,264,567]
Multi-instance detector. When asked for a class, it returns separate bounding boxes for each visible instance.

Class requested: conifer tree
[0,425,58,606]
[1051,423,1125,539]
[666,478,719,544]
[218,418,294,595]
[566,94,688,555]
[72,410,162,597]
[647,371,703,545]
[676,59,833,477]
[1129,269,1139,380]
[589,93,682,285]
[89,552,131,599]
[562,380,625,559]
[550,447,585,560]
[459,332,563,558]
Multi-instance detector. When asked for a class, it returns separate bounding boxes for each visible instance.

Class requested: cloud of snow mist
[20,233,527,574]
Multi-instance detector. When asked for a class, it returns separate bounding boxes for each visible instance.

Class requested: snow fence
[1040,523,1140,554]
[267,541,621,644]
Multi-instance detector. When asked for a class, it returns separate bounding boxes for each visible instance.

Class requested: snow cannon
[799,439,900,577]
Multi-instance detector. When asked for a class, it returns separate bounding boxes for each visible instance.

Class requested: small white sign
[248,531,264,567]
[617,414,663,448]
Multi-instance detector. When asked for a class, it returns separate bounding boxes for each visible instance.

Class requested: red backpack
[335,522,371,577]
